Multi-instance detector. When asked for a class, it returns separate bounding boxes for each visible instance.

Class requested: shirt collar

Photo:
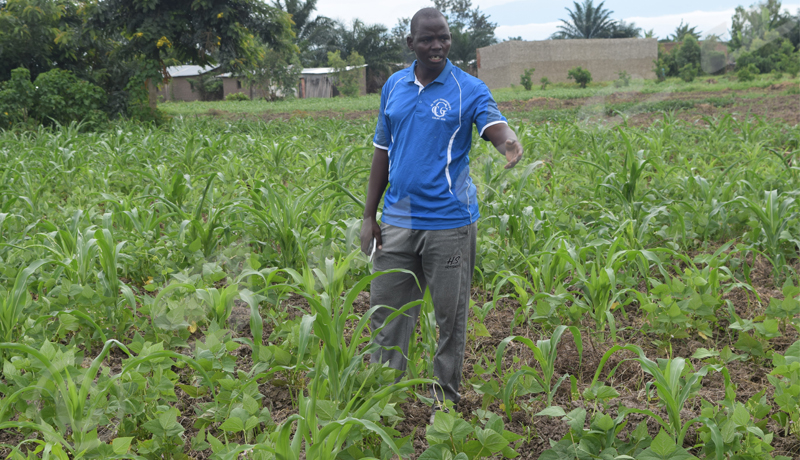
[405,59,453,85]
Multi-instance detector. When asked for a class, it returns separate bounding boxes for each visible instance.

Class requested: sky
[314,0,800,41]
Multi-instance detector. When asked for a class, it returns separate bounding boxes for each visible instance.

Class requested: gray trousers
[369,222,477,404]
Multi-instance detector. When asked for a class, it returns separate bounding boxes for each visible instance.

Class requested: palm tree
[669,20,701,41]
[606,20,642,38]
[551,0,616,39]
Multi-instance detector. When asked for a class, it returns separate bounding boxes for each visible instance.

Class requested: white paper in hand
[368,237,377,262]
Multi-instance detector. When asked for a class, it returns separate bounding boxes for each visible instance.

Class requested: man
[359,7,523,422]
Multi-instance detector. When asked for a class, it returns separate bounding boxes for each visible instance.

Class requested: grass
[159,74,798,117]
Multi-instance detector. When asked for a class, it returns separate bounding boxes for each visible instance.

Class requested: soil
[200,84,800,127]
[162,253,797,459]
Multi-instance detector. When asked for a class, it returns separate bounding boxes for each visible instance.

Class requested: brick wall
[477,38,658,89]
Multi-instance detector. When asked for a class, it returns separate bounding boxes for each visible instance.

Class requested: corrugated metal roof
[167,65,218,77]
[301,65,367,75]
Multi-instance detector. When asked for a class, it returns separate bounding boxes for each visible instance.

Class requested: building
[476,38,658,89]
[157,65,220,102]
[298,66,367,98]
[157,64,368,101]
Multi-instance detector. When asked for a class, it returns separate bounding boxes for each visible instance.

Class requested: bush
[567,67,592,88]
[736,63,759,82]
[0,67,107,128]
[700,38,726,75]
[226,92,250,101]
[540,77,551,90]
[679,64,698,82]
[328,50,365,98]
[614,70,631,88]
[0,67,35,127]
[676,36,701,71]
[520,68,534,90]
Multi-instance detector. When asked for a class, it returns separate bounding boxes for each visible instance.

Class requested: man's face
[407,15,451,73]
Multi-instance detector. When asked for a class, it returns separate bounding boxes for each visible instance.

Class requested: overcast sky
[314,1,800,41]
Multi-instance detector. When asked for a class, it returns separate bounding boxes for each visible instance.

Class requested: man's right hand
[360,216,382,256]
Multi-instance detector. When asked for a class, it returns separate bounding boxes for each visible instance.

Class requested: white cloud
[495,4,800,42]
[496,21,561,41]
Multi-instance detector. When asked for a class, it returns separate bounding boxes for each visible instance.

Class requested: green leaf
[476,428,509,453]
[432,410,455,433]
[691,348,719,359]
[650,430,676,457]
[418,444,452,460]
[472,322,491,337]
[536,406,567,417]
[219,417,245,433]
[592,413,615,432]
[111,437,133,455]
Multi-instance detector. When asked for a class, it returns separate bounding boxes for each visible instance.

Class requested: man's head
[407,8,451,74]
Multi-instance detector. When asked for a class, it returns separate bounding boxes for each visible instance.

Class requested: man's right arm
[360,147,389,254]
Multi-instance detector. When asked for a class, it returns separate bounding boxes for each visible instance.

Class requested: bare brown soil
[186,254,799,459]
[499,84,800,126]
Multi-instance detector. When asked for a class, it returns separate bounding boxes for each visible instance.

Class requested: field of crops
[1,78,799,459]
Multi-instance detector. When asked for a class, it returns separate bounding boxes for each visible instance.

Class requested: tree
[568,66,592,87]
[391,17,416,64]
[272,0,338,66]
[94,0,296,108]
[729,0,799,52]
[434,0,498,70]
[328,50,364,97]
[669,20,701,42]
[240,43,302,100]
[551,0,616,39]
[0,0,88,81]
[606,20,641,38]
[333,20,403,92]
[729,1,799,73]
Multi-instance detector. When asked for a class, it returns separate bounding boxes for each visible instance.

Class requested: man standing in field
[360,7,523,422]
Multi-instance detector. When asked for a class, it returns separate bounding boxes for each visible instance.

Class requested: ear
[406,35,414,50]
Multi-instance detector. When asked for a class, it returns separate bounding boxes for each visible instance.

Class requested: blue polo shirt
[373,59,507,230]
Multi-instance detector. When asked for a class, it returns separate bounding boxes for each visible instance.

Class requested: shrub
[700,38,726,75]
[614,70,631,88]
[520,68,534,90]
[567,67,592,88]
[226,92,250,101]
[187,74,223,101]
[0,67,107,128]
[736,63,759,82]
[0,67,35,126]
[676,36,701,71]
[328,50,365,98]
[679,64,698,82]
[540,77,551,90]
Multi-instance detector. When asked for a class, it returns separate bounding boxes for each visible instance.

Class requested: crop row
[0,113,798,458]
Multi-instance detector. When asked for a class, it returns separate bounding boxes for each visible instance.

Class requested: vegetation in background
[568,66,592,88]
[551,0,641,39]
[225,92,250,101]
[239,45,302,101]
[613,70,631,87]
[540,76,551,90]
[0,67,107,127]
[328,50,365,97]
[434,0,498,70]
[0,88,799,457]
[520,68,534,90]
[187,74,223,101]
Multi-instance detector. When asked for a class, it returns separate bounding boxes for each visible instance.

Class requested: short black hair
[409,8,447,37]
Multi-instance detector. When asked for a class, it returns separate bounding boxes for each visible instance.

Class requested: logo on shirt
[431,99,451,120]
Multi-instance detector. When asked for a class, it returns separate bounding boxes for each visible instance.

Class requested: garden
[0,74,799,459]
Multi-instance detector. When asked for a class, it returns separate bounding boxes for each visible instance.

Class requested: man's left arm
[483,123,523,169]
